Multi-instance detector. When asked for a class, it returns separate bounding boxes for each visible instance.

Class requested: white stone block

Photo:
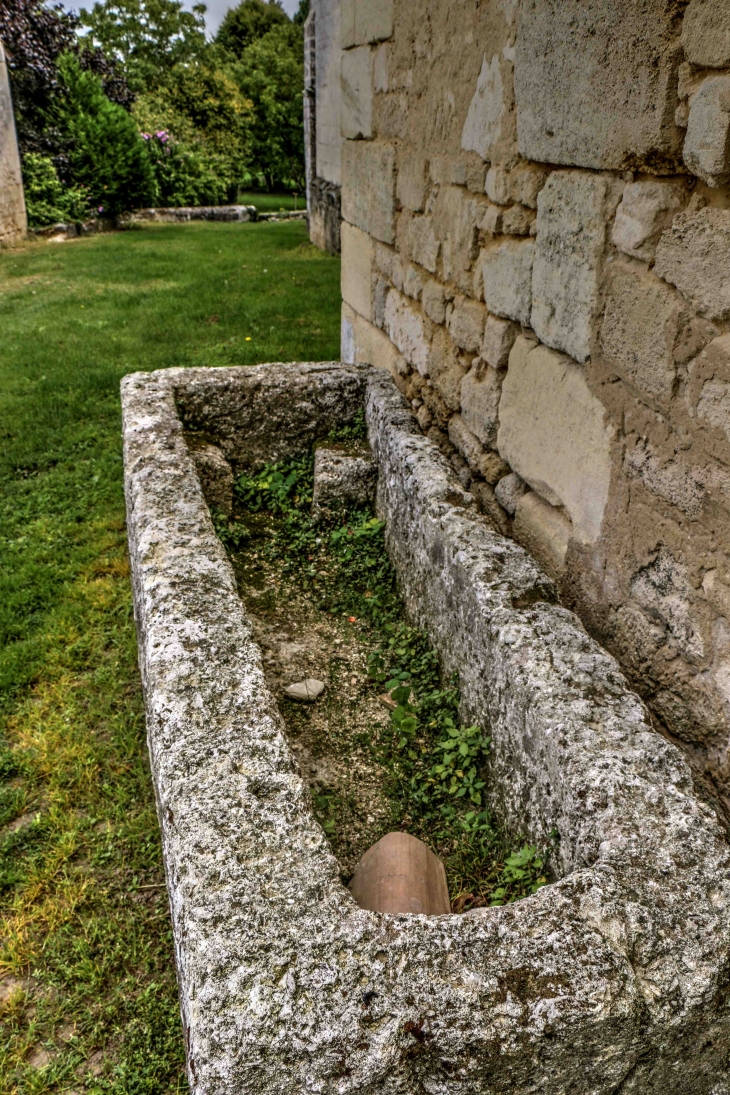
[485,162,549,209]
[683,76,730,188]
[480,239,534,326]
[460,362,503,448]
[601,262,683,405]
[481,315,518,369]
[514,0,685,170]
[497,336,614,543]
[422,280,446,324]
[355,0,393,45]
[531,171,620,364]
[341,222,374,322]
[433,186,488,291]
[396,155,428,213]
[341,47,373,140]
[384,288,431,375]
[403,264,424,300]
[341,0,356,48]
[401,214,440,273]
[342,301,406,375]
[461,54,506,161]
[428,328,467,410]
[446,296,487,354]
[682,0,730,69]
[655,209,730,321]
[514,492,572,581]
[495,471,528,516]
[342,141,396,245]
[611,179,689,263]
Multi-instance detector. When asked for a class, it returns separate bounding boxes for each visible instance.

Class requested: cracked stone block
[446,296,487,354]
[312,446,377,518]
[421,279,446,324]
[341,222,374,322]
[480,238,534,326]
[384,288,430,375]
[190,443,234,516]
[601,262,683,405]
[459,362,503,448]
[428,327,467,411]
[497,336,614,543]
[654,209,730,321]
[341,46,373,140]
[495,470,529,516]
[683,75,730,188]
[532,171,620,364]
[400,214,440,273]
[342,141,396,245]
[433,186,488,292]
[481,315,518,369]
[682,0,730,69]
[515,0,685,171]
[631,547,705,659]
[611,179,689,263]
[461,54,508,161]
[514,491,572,581]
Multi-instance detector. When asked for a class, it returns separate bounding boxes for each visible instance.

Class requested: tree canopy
[216,0,289,58]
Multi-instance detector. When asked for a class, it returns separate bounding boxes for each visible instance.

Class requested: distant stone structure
[309,0,730,821]
[304,1,342,253]
[0,40,26,247]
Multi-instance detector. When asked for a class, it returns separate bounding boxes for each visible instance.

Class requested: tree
[229,21,304,190]
[57,52,156,214]
[216,0,288,58]
[78,0,207,93]
[292,0,309,25]
[0,0,132,156]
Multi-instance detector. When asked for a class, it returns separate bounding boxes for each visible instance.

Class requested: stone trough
[121,361,730,1094]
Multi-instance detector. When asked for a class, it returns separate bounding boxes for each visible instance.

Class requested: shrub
[57,53,156,215]
[21,152,90,228]
[141,130,229,206]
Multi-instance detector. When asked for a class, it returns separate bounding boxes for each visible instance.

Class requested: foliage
[0,219,340,1090]
[228,22,305,190]
[216,0,289,57]
[21,151,89,227]
[57,52,156,215]
[78,0,207,93]
[292,0,310,25]
[0,0,132,158]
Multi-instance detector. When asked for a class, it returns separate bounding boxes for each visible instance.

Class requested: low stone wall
[126,205,257,224]
[122,360,730,1094]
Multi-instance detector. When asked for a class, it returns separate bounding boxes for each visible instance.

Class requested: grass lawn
[0,221,341,1094]
[238,191,305,213]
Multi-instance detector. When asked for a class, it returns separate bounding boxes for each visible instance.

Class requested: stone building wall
[0,41,26,247]
[306,0,342,253]
[337,0,730,817]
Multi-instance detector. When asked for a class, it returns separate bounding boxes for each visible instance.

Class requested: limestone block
[373,42,388,92]
[514,492,572,581]
[341,222,374,322]
[497,337,614,542]
[485,162,549,209]
[448,414,488,474]
[342,301,406,376]
[687,334,730,442]
[342,141,396,245]
[495,471,529,516]
[502,204,536,236]
[480,239,534,326]
[601,263,684,405]
[481,315,518,369]
[312,447,377,518]
[682,0,730,69]
[683,76,730,188]
[341,47,373,139]
[625,439,707,519]
[428,328,467,411]
[433,186,488,291]
[514,0,684,171]
[0,43,27,247]
[654,209,730,321]
[190,443,234,516]
[373,276,388,327]
[446,296,486,354]
[341,309,355,363]
[341,0,356,48]
[355,0,393,45]
[396,154,428,212]
[384,288,430,375]
[401,214,440,273]
[422,280,446,324]
[631,547,704,659]
[403,264,423,301]
[611,179,689,263]
[532,171,620,364]
[461,54,507,161]
[468,480,511,535]
[460,362,503,448]
[481,206,503,236]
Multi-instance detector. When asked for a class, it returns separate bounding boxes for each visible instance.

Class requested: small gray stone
[655,208,730,321]
[284,679,325,702]
[494,470,529,516]
[682,0,730,69]
[311,447,377,517]
[683,75,730,187]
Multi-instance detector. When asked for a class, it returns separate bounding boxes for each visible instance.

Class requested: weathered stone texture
[341,45,373,139]
[312,446,377,516]
[341,141,396,244]
[531,171,620,364]
[480,238,534,326]
[611,179,689,263]
[655,209,730,321]
[683,76,730,187]
[0,43,26,247]
[498,338,614,543]
[342,0,393,47]
[383,288,430,374]
[460,361,503,448]
[514,491,571,580]
[189,443,234,516]
[514,0,685,171]
[481,315,517,370]
[341,221,374,321]
[460,54,508,161]
[446,296,486,353]
[682,0,730,69]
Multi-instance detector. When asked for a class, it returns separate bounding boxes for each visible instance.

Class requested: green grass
[238,191,304,213]
[0,221,341,1094]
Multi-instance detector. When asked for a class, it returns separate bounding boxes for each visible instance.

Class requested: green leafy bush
[57,52,156,215]
[21,152,90,227]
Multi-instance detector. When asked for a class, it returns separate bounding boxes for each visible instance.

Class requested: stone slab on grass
[122,360,730,1094]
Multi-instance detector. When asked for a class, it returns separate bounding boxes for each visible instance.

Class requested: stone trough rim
[122,359,730,1094]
